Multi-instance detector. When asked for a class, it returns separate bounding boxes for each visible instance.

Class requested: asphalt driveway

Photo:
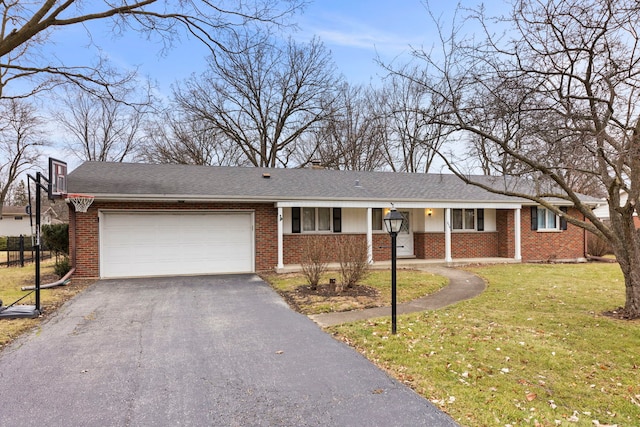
[0,275,457,426]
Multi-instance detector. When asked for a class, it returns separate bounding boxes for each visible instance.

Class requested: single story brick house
[66,162,599,279]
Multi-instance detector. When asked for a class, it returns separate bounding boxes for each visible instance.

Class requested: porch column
[514,207,522,260]
[445,208,453,262]
[366,208,373,263]
[277,207,284,269]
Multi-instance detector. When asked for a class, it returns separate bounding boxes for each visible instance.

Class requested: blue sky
[45,1,484,97]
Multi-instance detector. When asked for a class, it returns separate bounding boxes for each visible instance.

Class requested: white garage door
[100,211,254,278]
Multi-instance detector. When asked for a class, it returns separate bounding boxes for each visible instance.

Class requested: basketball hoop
[66,193,95,213]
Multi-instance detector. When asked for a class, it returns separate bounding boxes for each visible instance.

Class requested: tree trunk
[615,250,640,318]
[609,206,640,318]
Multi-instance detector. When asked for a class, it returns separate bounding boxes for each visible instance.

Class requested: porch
[274,257,521,274]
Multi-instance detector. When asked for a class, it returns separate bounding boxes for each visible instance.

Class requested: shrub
[587,232,612,257]
[300,236,329,290]
[336,235,370,290]
[41,224,69,262]
[54,256,72,278]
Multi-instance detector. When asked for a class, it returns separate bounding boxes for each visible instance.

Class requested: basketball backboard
[48,158,67,199]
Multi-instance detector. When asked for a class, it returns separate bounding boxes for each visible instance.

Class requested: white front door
[396,210,414,257]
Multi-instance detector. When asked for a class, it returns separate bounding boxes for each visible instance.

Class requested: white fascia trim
[87,193,524,209]
[275,200,523,209]
[85,194,274,203]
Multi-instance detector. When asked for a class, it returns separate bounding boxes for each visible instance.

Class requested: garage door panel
[100,212,254,278]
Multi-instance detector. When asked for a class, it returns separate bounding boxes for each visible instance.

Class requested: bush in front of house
[587,232,612,257]
[337,235,369,290]
[54,256,72,278]
[301,236,329,290]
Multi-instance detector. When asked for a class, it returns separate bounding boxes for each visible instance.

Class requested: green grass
[264,269,448,314]
[330,263,640,427]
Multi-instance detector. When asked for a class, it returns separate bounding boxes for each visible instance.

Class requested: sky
[45,0,485,97]
[37,0,495,171]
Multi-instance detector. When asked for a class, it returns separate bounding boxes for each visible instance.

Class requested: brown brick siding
[283,234,370,264]
[70,201,277,278]
[496,209,515,258]
[451,232,500,258]
[414,233,446,259]
[521,207,586,261]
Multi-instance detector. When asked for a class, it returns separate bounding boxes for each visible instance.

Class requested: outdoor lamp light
[384,208,405,234]
[383,207,406,334]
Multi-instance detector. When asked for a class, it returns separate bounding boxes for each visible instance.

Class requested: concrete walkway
[310,266,486,327]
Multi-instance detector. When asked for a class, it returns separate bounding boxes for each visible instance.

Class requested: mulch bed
[277,282,381,314]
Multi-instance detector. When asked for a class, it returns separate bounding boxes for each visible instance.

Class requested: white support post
[514,207,522,261]
[277,207,284,270]
[445,208,453,263]
[366,208,373,264]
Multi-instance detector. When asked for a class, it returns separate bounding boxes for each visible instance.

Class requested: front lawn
[263,269,448,314]
[330,263,639,427]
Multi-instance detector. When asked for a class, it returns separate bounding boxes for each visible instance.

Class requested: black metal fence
[0,235,51,267]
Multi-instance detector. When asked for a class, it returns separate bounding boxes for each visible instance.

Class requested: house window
[318,208,331,231]
[372,208,383,231]
[452,209,475,230]
[531,206,568,231]
[537,207,557,230]
[303,207,331,232]
[451,208,485,231]
[14,216,23,220]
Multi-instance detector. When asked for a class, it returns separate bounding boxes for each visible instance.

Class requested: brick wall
[414,233,446,259]
[283,233,370,264]
[521,207,585,261]
[496,209,515,258]
[70,201,277,278]
[451,232,500,258]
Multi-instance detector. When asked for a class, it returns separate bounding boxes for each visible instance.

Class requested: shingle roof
[2,206,28,216]
[66,161,599,205]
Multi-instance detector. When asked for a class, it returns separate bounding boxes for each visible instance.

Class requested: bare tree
[381,69,446,173]
[0,99,44,214]
[0,1,303,100]
[141,110,245,166]
[0,1,301,197]
[174,31,341,168]
[52,84,152,162]
[304,83,388,170]
[396,0,640,318]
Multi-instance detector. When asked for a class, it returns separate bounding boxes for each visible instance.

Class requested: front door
[396,210,414,257]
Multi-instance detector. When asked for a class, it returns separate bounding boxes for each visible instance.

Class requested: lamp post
[384,207,405,335]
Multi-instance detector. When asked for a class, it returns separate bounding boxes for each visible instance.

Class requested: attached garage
[99,211,255,278]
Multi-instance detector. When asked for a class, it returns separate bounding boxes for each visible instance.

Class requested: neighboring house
[592,190,640,228]
[42,206,66,225]
[0,206,32,236]
[0,205,66,237]
[66,162,601,279]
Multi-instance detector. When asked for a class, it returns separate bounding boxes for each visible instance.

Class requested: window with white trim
[303,207,331,232]
[531,206,568,231]
[537,207,557,230]
[452,209,475,230]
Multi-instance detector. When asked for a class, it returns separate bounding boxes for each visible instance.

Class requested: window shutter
[333,208,342,233]
[292,207,301,233]
[531,206,538,230]
[560,206,568,230]
[477,208,484,231]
